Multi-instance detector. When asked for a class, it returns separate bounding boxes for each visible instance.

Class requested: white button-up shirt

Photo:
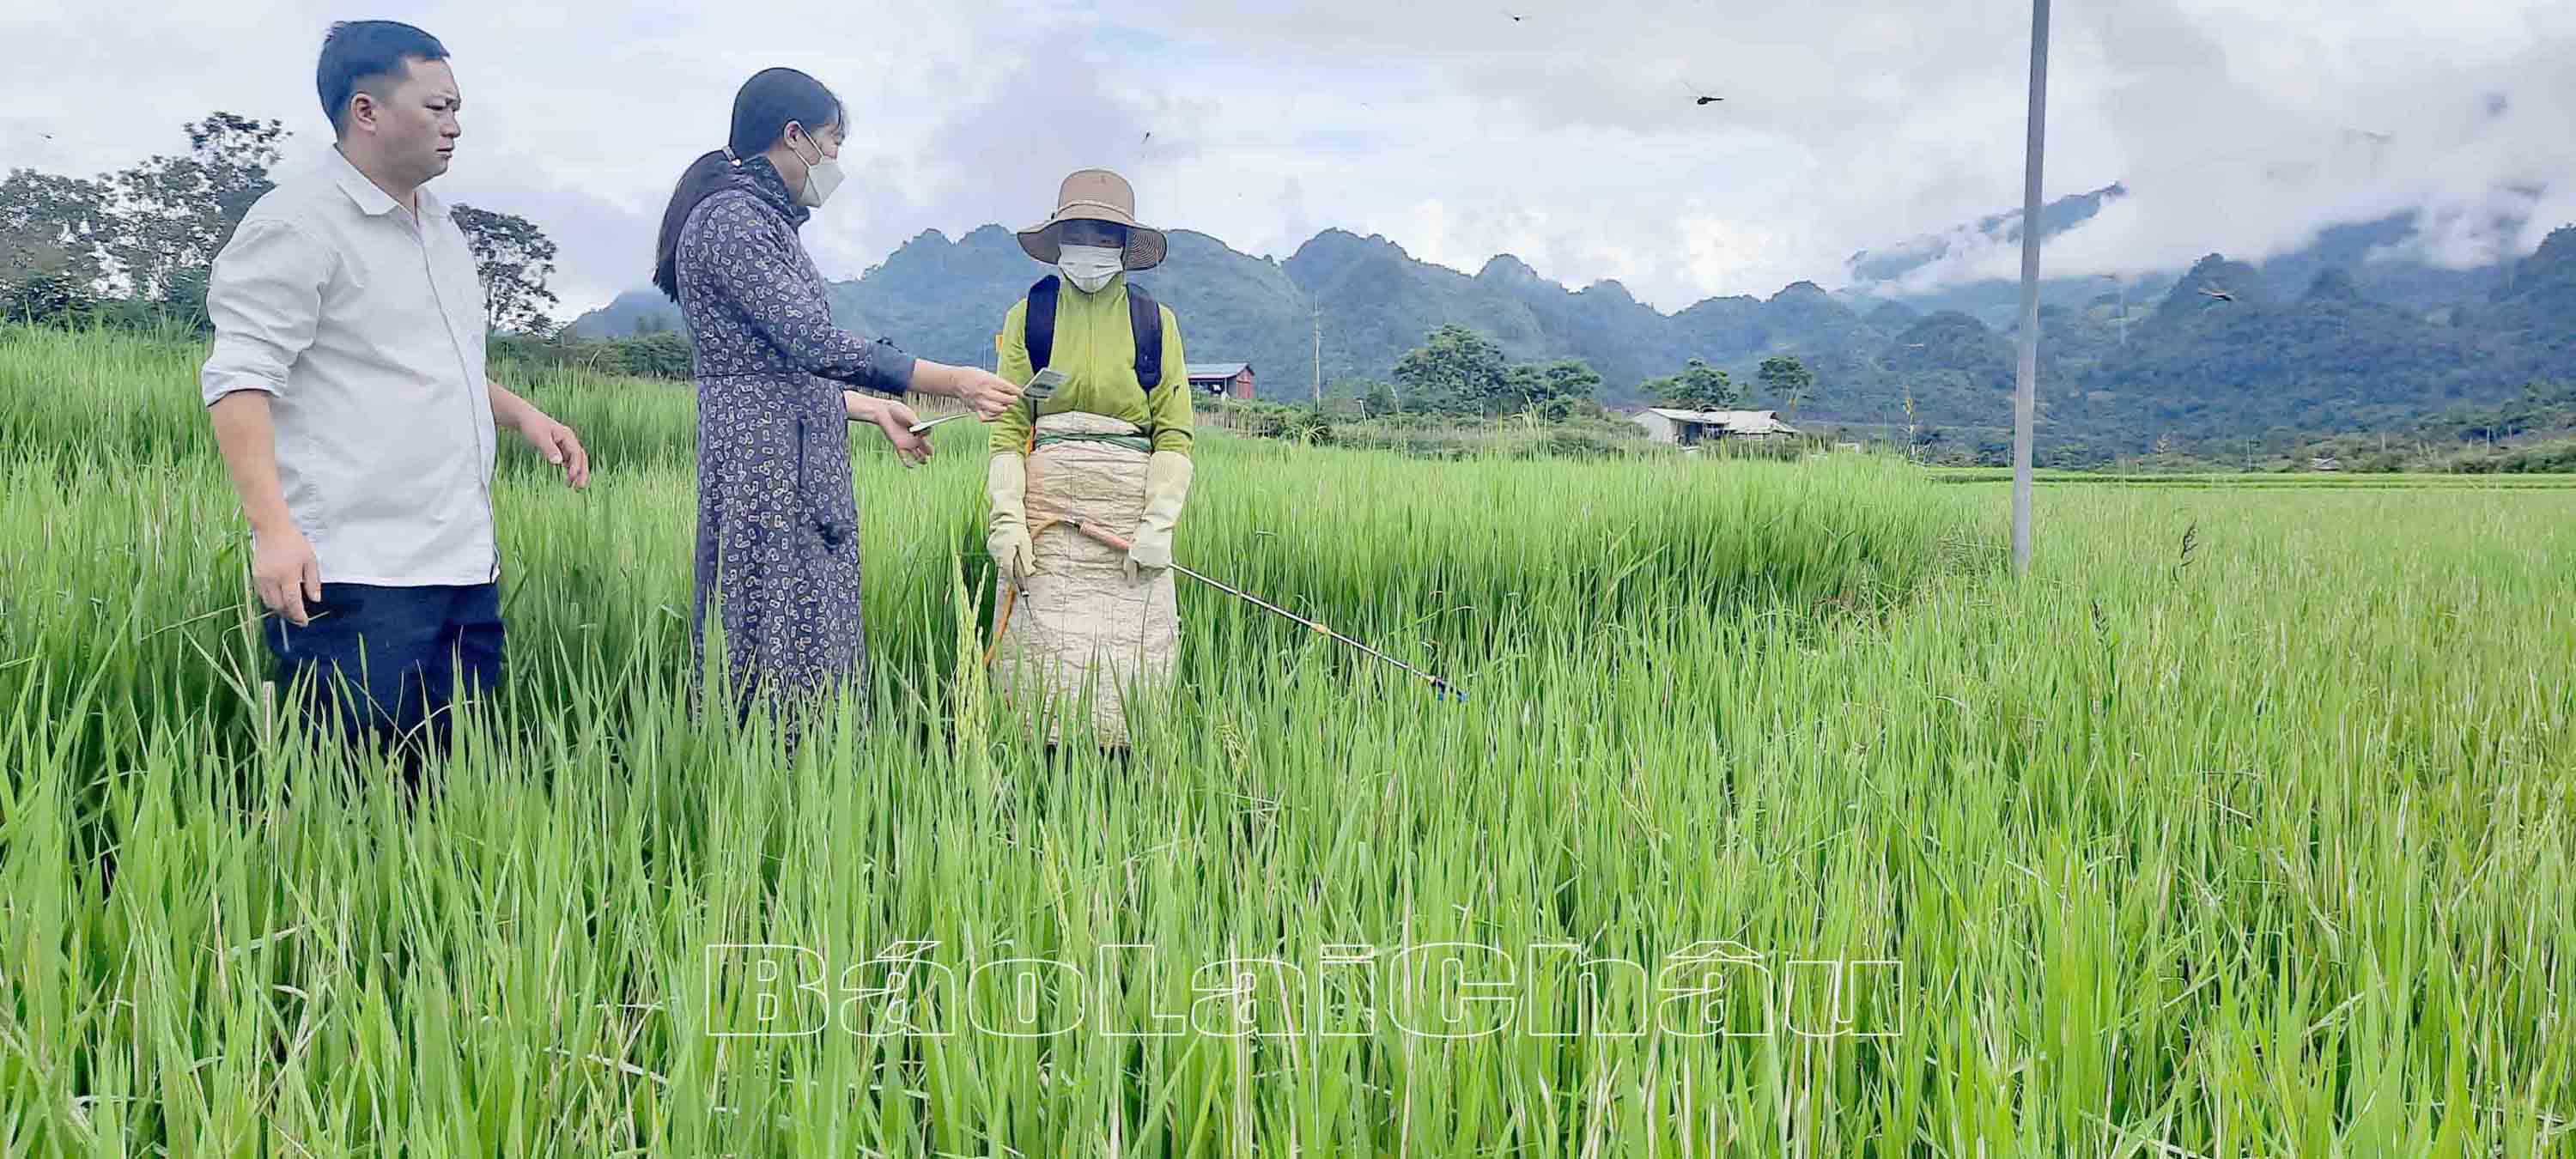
[201,146,500,586]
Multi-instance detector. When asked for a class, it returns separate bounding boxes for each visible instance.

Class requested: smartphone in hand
[907,367,1074,434]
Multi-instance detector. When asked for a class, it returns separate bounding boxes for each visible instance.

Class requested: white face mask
[790,130,843,209]
[799,156,844,209]
[1056,244,1122,293]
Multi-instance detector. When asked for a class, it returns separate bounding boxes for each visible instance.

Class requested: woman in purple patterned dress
[652,68,1020,725]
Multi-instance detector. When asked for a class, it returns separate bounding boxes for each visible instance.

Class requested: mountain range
[568,191,2573,458]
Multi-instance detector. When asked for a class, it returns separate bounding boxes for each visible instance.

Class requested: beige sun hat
[1016,168,1169,270]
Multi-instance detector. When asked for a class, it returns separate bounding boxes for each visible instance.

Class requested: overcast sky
[5,0,2570,317]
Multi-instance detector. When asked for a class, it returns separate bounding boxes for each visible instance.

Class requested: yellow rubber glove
[1125,451,1193,581]
[986,452,1036,585]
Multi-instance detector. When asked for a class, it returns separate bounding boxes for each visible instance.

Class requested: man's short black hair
[317,21,449,136]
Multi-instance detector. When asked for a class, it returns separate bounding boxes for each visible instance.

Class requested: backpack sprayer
[964,365,1464,701]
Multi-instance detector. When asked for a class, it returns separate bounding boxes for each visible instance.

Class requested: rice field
[3,325,2573,1156]
[1930,467,2576,489]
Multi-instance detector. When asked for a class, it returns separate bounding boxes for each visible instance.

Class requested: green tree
[1391,324,1510,416]
[626,331,696,378]
[1499,364,1542,416]
[1640,358,1740,411]
[1520,359,1602,416]
[453,204,562,337]
[1319,378,1389,419]
[0,170,113,323]
[107,112,287,316]
[0,267,100,325]
[1759,355,1816,421]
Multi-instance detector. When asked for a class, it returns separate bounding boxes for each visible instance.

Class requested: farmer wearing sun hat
[984,168,1195,746]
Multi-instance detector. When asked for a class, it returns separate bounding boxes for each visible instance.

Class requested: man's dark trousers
[264,583,504,780]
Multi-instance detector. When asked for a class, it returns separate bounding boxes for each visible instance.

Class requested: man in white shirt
[202,20,588,770]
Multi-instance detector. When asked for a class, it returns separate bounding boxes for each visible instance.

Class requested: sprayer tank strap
[1024,275,1163,398]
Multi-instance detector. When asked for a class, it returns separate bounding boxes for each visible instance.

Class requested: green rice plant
[3,325,2573,1156]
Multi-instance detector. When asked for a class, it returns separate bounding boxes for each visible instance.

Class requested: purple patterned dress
[672,156,917,720]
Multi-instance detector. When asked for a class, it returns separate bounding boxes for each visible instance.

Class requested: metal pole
[2011,0,2050,573]
[1313,310,1322,406]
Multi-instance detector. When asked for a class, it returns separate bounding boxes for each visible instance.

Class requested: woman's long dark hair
[653,68,845,301]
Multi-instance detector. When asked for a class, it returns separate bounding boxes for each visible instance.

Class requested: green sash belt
[1033,431,1152,453]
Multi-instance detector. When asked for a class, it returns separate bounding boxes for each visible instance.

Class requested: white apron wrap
[991,412,1180,744]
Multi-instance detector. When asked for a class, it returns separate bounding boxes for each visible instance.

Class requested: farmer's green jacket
[990,273,1194,457]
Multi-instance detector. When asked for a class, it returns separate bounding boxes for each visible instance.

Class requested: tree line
[1338,323,1813,424]
[2,112,559,336]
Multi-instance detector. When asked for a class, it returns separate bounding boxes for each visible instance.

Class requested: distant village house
[1630,407,1801,446]
[1188,362,1256,400]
